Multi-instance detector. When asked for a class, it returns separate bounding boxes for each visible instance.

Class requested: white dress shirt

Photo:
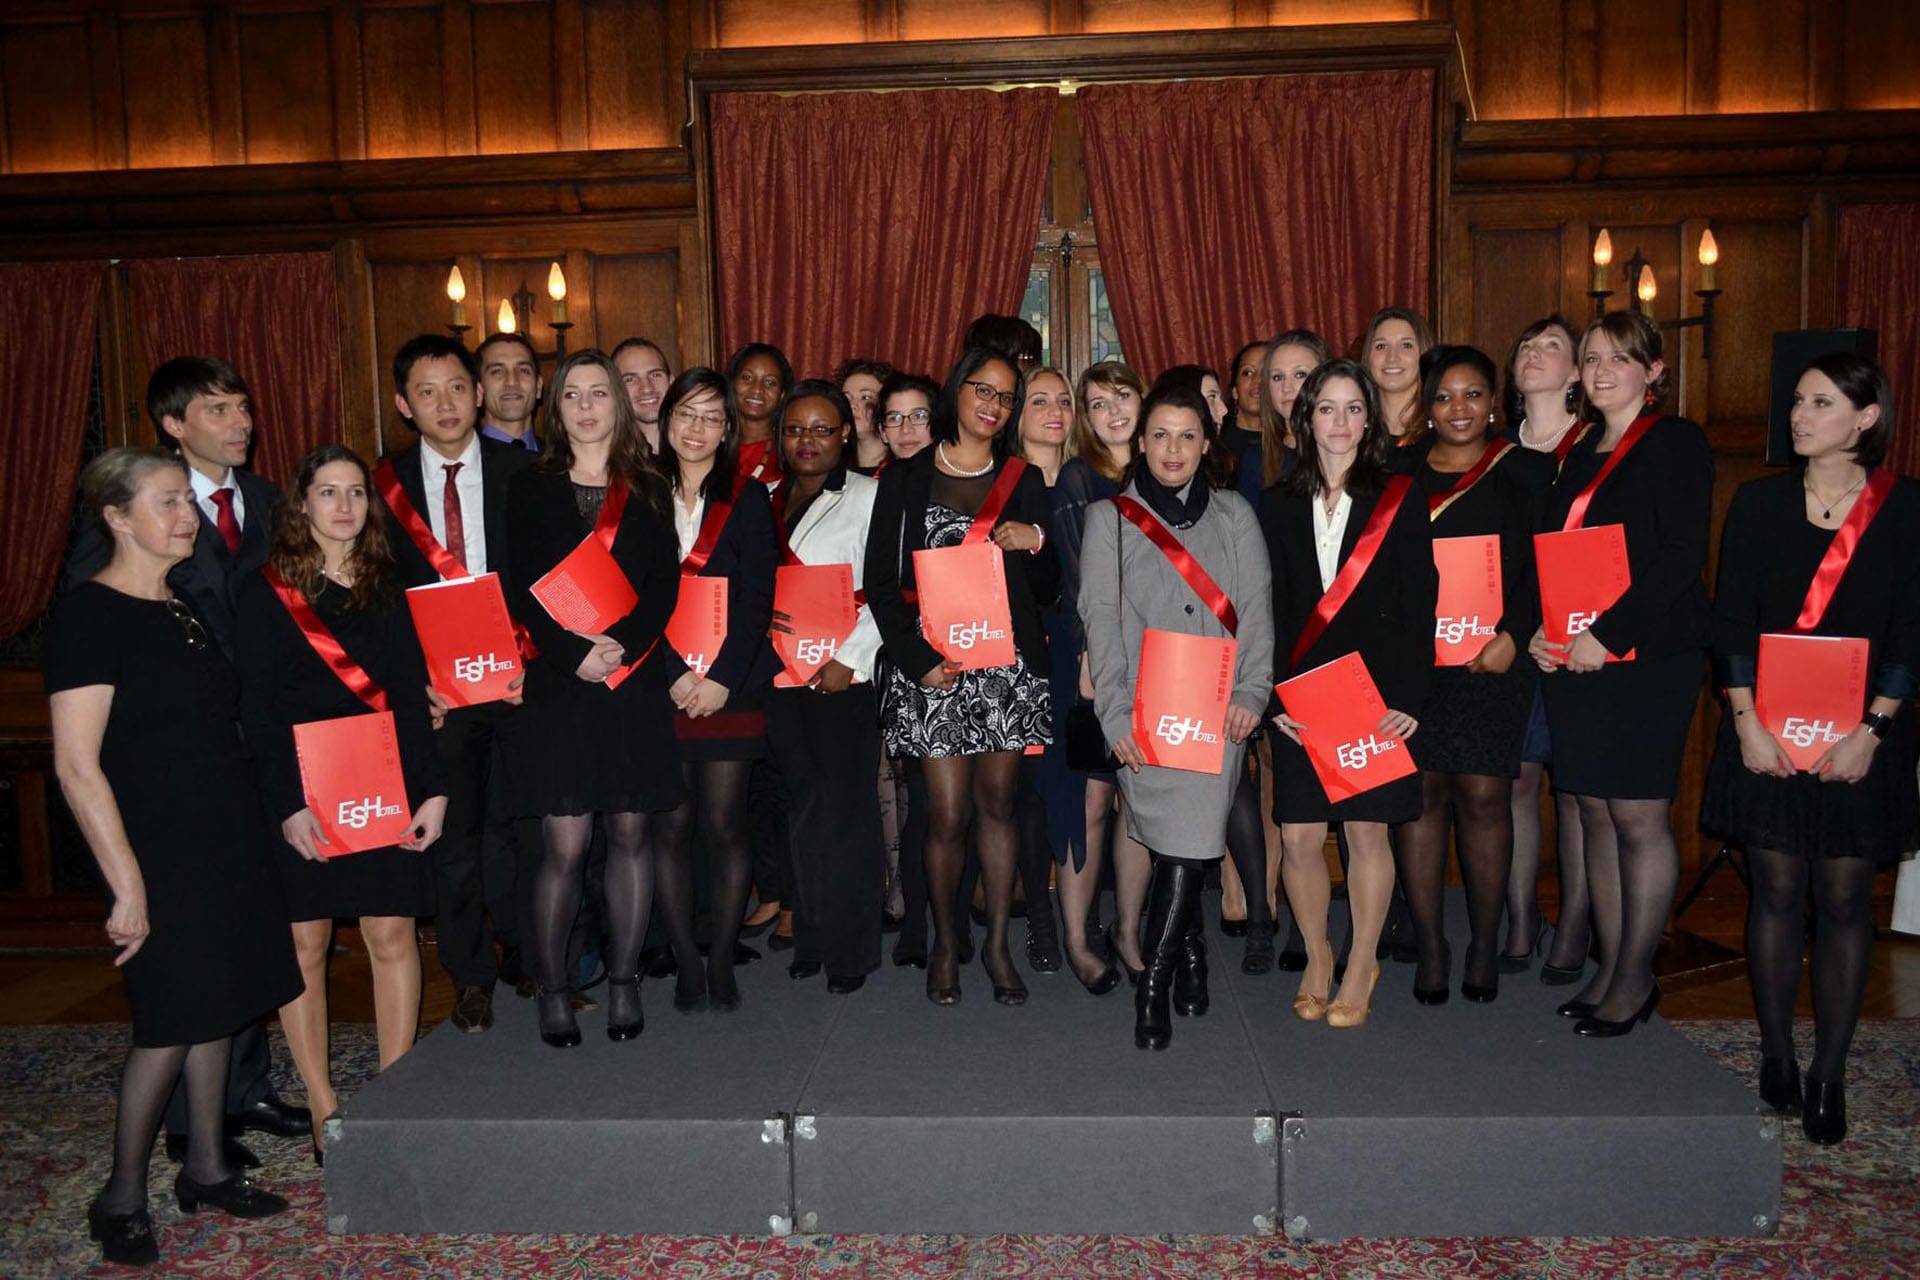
[188,465,246,532]
[1311,489,1353,591]
[673,490,706,562]
[421,434,487,576]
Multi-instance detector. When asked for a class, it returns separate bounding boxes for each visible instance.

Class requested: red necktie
[209,487,241,555]
[441,461,467,571]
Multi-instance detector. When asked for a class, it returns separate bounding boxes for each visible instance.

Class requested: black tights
[958,755,1054,936]
[1747,847,1877,1083]
[98,1038,231,1213]
[653,760,754,1003]
[535,812,654,994]
[1395,771,1511,991]
[1573,795,1677,1021]
[923,751,1021,990]
[1225,768,1271,930]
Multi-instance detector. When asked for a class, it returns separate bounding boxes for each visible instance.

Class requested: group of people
[48,298,1913,1265]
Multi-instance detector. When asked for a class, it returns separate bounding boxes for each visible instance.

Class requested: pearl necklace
[936,442,994,478]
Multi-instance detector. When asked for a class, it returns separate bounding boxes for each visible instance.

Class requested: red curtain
[128,253,343,485]
[711,87,1057,380]
[1837,204,1920,477]
[1076,71,1434,381]
[0,261,104,637]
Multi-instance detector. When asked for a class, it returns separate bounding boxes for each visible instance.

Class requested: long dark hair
[1358,307,1435,441]
[269,444,398,608]
[1804,351,1894,471]
[1285,358,1393,499]
[724,342,794,419]
[1419,345,1501,445]
[655,366,739,504]
[1260,329,1332,486]
[540,350,664,514]
[931,347,1025,453]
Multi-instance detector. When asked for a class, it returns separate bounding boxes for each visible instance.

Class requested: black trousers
[768,685,885,978]
[164,1018,271,1135]
[748,755,792,909]
[431,703,520,990]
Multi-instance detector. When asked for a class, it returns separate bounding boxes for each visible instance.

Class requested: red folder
[666,576,729,678]
[1133,629,1238,774]
[293,710,414,856]
[531,533,638,634]
[913,542,1016,670]
[1534,523,1635,662]
[1276,652,1418,802]
[405,573,522,707]
[772,564,859,688]
[1756,633,1870,772]
[1433,534,1502,666]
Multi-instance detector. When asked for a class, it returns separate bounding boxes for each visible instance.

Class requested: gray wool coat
[1078,481,1275,860]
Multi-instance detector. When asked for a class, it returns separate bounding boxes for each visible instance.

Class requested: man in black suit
[476,332,543,452]
[381,334,536,1032]
[63,356,310,1165]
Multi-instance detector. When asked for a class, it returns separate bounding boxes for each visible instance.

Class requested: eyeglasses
[165,597,209,650]
[965,381,1017,411]
[780,422,843,439]
[669,408,727,429]
[882,408,931,428]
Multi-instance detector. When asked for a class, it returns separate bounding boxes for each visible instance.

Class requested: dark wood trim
[442,0,479,155]
[86,10,129,171]
[208,5,246,165]
[553,0,588,152]
[330,0,367,161]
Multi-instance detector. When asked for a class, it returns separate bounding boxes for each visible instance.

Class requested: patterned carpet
[3,1019,1917,1278]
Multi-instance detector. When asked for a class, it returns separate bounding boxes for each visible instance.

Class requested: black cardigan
[664,479,781,693]
[1410,438,1555,643]
[1260,480,1438,717]
[1712,469,1920,699]
[379,435,533,588]
[1544,414,1714,659]
[864,448,1062,681]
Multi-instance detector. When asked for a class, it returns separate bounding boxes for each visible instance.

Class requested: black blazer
[502,467,681,694]
[1411,439,1555,643]
[63,465,280,658]
[380,436,533,588]
[1261,480,1438,716]
[665,480,781,693]
[1713,470,1920,698]
[864,448,1062,681]
[1544,414,1714,659]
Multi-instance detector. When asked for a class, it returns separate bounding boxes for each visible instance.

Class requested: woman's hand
[1111,734,1147,773]
[920,659,962,690]
[1564,629,1611,673]
[424,683,450,731]
[681,678,731,718]
[1467,632,1517,675]
[809,659,855,694]
[1378,708,1419,741]
[1528,626,1565,673]
[1814,726,1879,784]
[282,808,330,862]
[1734,713,1795,778]
[400,795,449,852]
[572,632,625,683]
[105,891,149,967]
[1269,711,1306,745]
[669,671,700,707]
[501,672,526,706]
[991,522,1044,553]
[1225,705,1261,745]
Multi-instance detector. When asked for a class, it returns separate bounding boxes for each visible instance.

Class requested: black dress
[43,583,302,1047]
[1538,416,1713,799]
[499,467,689,817]
[1409,441,1552,778]
[1701,471,1920,864]
[666,482,781,763]
[234,572,446,921]
[1261,480,1438,824]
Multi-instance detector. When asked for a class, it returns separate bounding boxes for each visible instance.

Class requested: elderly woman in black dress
[48,449,301,1266]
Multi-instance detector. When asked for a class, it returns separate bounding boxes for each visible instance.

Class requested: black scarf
[1134,467,1210,529]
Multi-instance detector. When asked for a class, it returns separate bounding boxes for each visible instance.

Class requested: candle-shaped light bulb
[497,299,516,334]
[547,261,568,325]
[1591,229,1613,293]
[446,265,467,327]
[1636,264,1657,305]
[1698,229,1719,291]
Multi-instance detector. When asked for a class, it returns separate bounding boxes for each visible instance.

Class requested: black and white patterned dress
[882,502,1052,757]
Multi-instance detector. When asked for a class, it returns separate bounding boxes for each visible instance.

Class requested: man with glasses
[63,355,309,1169]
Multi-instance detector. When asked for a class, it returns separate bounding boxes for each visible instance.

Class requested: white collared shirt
[420,434,487,576]
[673,489,706,562]
[188,464,246,533]
[1311,490,1353,591]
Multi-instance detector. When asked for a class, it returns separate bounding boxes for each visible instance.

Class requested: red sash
[1112,496,1238,634]
[964,458,1028,544]
[595,479,629,550]
[1562,413,1658,531]
[375,458,467,579]
[264,566,390,713]
[1427,440,1515,519]
[1289,475,1413,669]
[680,497,734,576]
[738,439,782,486]
[1553,421,1592,465]
[1792,470,1896,633]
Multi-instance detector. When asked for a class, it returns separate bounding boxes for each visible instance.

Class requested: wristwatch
[1862,712,1893,739]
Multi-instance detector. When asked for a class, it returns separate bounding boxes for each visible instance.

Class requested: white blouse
[1311,490,1353,591]
[672,490,706,561]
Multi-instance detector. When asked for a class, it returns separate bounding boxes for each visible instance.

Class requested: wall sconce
[445,265,470,339]
[1587,228,1723,360]
[497,261,574,362]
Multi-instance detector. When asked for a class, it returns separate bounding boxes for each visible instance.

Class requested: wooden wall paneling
[897,0,1050,42]
[1806,0,1841,112]
[238,8,338,165]
[471,0,559,153]
[98,266,143,448]
[333,238,382,459]
[368,257,469,452]
[863,0,900,42]
[1562,0,1597,117]
[1268,0,1420,21]
[1466,227,1560,362]
[2,19,100,173]
[584,0,675,148]
[331,0,368,160]
[591,252,681,364]
[1683,0,1718,114]
[1454,0,1568,121]
[481,254,568,345]
[1081,0,1235,34]
[119,17,216,169]
[361,4,448,157]
[554,0,589,150]
[1715,0,1811,113]
[207,5,245,164]
[666,0,694,143]
[1804,191,1836,328]
[86,12,128,170]
[1843,0,1920,111]
[1594,0,1686,118]
[1230,0,1267,27]
[677,217,711,366]
[716,0,865,47]
[442,0,479,153]
[1699,218,1805,430]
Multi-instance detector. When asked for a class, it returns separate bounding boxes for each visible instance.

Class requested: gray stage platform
[327,895,1780,1241]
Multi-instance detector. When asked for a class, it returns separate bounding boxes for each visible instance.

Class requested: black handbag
[1066,505,1122,773]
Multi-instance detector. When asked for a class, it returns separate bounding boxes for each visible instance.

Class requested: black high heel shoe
[926,947,961,1007]
[984,947,1028,1007]
[1759,1056,1803,1116]
[175,1169,289,1218]
[1220,915,1249,938]
[1413,942,1451,1005]
[1498,918,1548,974]
[1574,985,1660,1038]
[88,1201,158,1267]
[1555,998,1598,1020]
[1460,977,1499,1003]
[1106,923,1145,987]
[1802,1076,1846,1144]
[605,975,644,1041]
[1240,921,1276,976]
[536,985,582,1048]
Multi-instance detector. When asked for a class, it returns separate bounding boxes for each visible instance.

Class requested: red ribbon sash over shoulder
[1554,422,1593,465]
[1111,496,1238,634]
[594,478,629,549]
[680,497,734,575]
[1288,474,1414,669]
[964,457,1028,543]
[1561,412,1659,531]
[375,458,467,579]
[1792,470,1896,632]
[1427,440,1515,520]
[264,566,391,713]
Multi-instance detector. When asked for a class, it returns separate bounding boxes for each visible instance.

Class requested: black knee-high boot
[1175,883,1210,1018]
[1136,857,1204,1050]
